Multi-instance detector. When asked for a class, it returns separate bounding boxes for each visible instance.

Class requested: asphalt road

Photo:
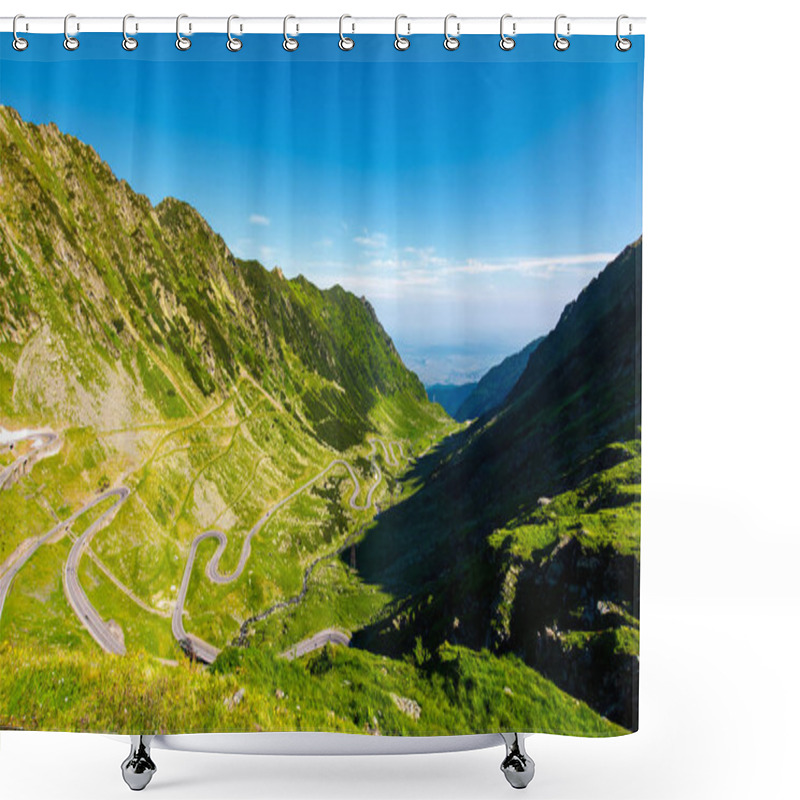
[0,429,59,490]
[2,426,403,665]
[0,486,127,633]
[62,487,130,655]
[278,627,352,660]
[1,429,133,654]
[172,438,398,663]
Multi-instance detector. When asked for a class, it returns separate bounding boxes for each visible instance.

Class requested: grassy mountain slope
[0,105,427,449]
[352,240,642,729]
[0,103,639,738]
[0,640,623,736]
[0,104,451,672]
[454,337,544,421]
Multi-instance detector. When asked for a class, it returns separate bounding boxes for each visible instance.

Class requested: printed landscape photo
[0,46,641,737]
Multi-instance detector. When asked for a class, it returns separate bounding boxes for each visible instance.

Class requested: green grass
[135,345,189,420]
[0,535,93,652]
[488,440,641,562]
[561,626,640,657]
[0,427,129,562]
[1,104,640,736]
[2,365,452,665]
[0,640,626,737]
[2,379,635,735]
[80,557,180,659]
[178,440,409,650]
[249,559,393,653]
[0,481,55,565]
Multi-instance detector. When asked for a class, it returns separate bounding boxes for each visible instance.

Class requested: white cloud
[311,271,445,299]
[439,252,617,278]
[259,246,275,261]
[346,237,611,281]
[353,231,388,250]
[290,241,614,303]
[402,245,449,267]
[249,214,271,226]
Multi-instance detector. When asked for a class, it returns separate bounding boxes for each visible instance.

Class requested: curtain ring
[443,14,460,51]
[554,14,570,51]
[12,14,28,51]
[283,15,299,51]
[227,15,243,51]
[616,15,632,51]
[499,14,515,50]
[339,15,354,51]
[64,13,79,51]
[122,14,138,51]
[176,14,191,50]
[394,15,410,51]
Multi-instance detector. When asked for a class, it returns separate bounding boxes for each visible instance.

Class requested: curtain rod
[1,16,645,37]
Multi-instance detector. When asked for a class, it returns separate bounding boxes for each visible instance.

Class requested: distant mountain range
[428,337,546,422]
[425,382,478,418]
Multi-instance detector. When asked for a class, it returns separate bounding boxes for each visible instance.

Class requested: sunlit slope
[0,641,625,737]
[0,104,430,448]
[0,104,451,661]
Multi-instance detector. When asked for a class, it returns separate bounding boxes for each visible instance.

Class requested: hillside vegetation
[353,240,642,729]
[0,104,426,449]
[0,104,640,737]
[0,640,623,736]
[0,104,451,694]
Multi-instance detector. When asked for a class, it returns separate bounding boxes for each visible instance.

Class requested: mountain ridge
[426,381,478,418]
[454,336,545,421]
[0,104,432,449]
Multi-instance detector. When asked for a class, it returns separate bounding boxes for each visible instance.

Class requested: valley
[0,104,640,737]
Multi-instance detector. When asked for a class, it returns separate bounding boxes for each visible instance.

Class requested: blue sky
[0,34,643,384]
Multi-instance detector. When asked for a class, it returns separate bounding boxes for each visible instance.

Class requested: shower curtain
[0,27,643,737]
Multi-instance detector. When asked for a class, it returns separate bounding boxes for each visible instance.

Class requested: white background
[2,1,799,798]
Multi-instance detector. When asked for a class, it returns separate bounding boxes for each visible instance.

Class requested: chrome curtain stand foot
[121,735,157,791]
[500,733,535,790]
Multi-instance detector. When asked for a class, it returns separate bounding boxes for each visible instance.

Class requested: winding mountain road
[62,487,130,655]
[0,486,126,630]
[172,438,396,663]
[279,628,351,660]
[0,428,60,491]
[1,425,404,664]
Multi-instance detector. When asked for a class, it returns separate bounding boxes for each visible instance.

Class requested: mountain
[426,382,478,417]
[0,103,457,685]
[453,337,545,421]
[353,239,642,729]
[0,105,435,450]
[0,103,638,737]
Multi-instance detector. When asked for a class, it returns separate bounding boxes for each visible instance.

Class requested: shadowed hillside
[353,240,642,729]
[454,336,545,421]
[426,382,478,418]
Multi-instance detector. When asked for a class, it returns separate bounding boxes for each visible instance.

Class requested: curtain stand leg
[500,732,535,789]
[121,735,156,791]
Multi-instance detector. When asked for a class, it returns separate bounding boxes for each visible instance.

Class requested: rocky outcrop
[506,537,639,730]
